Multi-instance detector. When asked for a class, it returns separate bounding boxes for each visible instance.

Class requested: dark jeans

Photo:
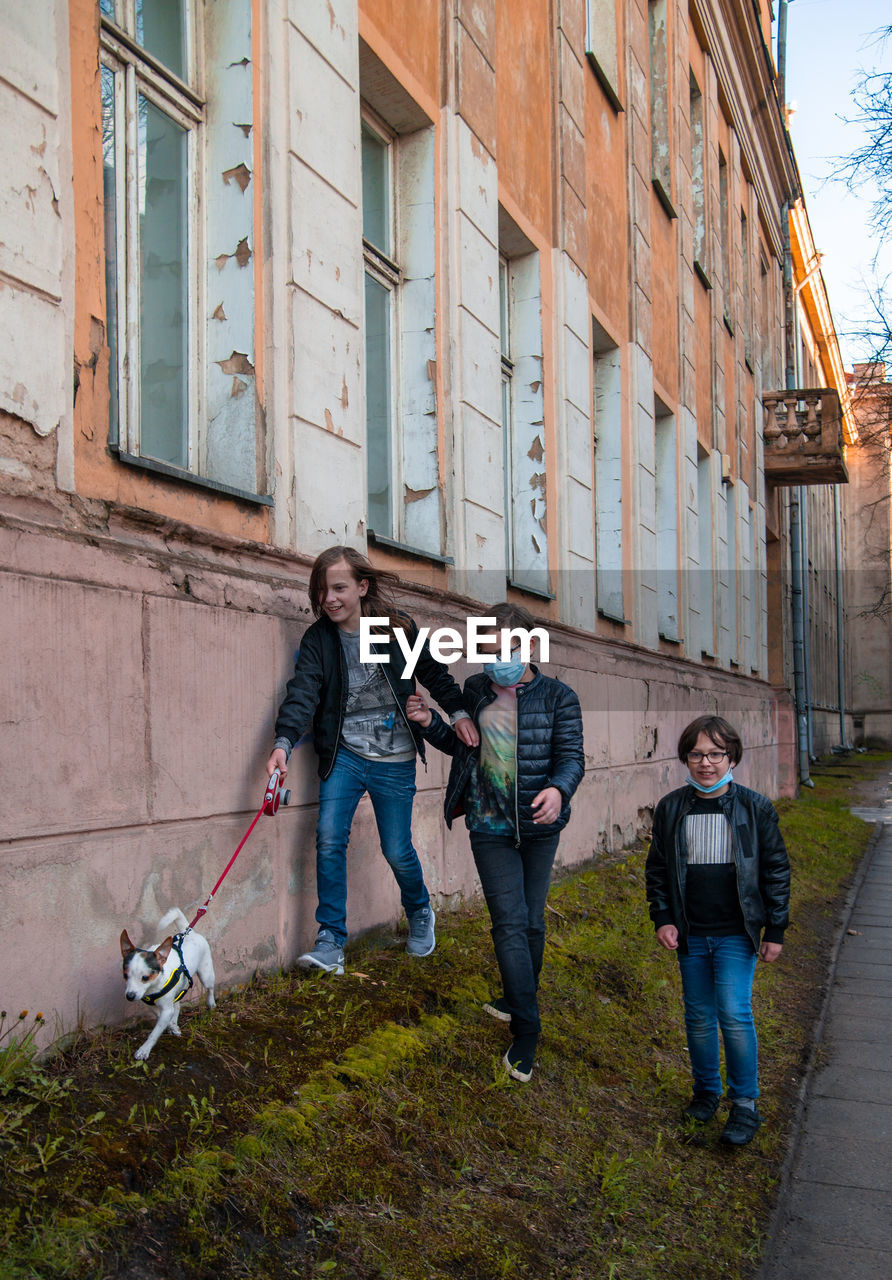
[469,830,561,1038]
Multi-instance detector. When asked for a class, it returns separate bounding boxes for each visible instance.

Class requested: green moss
[1,753,886,1279]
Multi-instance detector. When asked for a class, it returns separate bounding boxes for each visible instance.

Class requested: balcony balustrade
[762,388,847,485]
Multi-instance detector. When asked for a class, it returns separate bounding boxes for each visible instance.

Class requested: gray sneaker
[297,930,345,974]
[406,906,436,957]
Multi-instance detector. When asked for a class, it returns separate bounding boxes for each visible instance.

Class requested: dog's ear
[155,935,174,965]
[120,929,135,957]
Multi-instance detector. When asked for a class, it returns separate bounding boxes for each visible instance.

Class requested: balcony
[762,388,848,485]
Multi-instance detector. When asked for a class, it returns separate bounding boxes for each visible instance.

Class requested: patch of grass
[0,752,887,1279]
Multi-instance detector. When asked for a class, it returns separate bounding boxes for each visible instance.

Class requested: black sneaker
[482,997,511,1023]
[682,1092,722,1123]
[503,1034,538,1083]
[721,1103,763,1145]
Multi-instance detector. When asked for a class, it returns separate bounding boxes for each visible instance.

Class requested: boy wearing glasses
[645,716,790,1145]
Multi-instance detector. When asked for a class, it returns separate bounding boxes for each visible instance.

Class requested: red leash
[186,770,290,931]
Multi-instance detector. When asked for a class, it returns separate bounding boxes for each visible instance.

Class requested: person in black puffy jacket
[645,715,790,1146]
[407,602,584,1083]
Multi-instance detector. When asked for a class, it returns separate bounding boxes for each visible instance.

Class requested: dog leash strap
[187,805,264,931]
[186,770,287,931]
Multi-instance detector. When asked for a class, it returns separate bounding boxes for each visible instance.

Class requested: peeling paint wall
[285,0,366,553]
[0,1,74,469]
[205,1,257,493]
[398,125,439,552]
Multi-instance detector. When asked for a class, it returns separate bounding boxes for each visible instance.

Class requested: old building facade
[2,0,858,1040]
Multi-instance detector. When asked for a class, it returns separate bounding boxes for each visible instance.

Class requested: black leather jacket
[422,668,585,840]
[273,613,466,779]
[645,782,790,954]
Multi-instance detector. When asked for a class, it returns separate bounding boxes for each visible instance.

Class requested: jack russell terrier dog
[120,908,216,1060]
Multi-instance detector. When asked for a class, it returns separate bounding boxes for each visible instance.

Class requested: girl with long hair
[267,546,478,973]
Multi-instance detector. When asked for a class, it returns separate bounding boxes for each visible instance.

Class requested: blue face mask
[686,769,733,794]
[483,658,526,687]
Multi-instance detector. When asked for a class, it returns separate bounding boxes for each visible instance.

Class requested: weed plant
[0,753,887,1279]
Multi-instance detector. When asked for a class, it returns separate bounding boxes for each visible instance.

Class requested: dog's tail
[157,908,190,935]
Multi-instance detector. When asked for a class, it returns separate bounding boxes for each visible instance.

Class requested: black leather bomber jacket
[644,782,791,954]
[422,668,585,840]
[273,613,466,780]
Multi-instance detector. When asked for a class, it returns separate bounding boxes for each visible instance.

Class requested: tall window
[585,1,621,110]
[593,321,623,621]
[725,483,738,664]
[100,1,258,495]
[741,206,753,367]
[697,449,715,657]
[500,237,548,595]
[362,115,399,537]
[747,502,759,673]
[690,72,707,280]
[655,399,679,641]
[648,1,673,213]
[101,0,198,470]
[359,67,438,553]
[760,255,773,385]
[718,148,732,328]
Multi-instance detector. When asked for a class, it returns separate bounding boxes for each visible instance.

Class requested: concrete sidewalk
[760,785,892,1280]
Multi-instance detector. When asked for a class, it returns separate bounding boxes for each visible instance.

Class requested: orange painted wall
[68,0,269,542]
[651,200,679,401]
[496,0,553,238]
[586,72,628,338]
[359,0,439,107]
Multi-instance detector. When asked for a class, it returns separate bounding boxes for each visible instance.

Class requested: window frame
[100,4,205,473]
[361,108,402,542]
[499,253,516,579]
[584,0,623,113]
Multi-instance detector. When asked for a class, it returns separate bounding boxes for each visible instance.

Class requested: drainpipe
[777,0,789,114]
[802,495,815,759]
[833,484,850,748]
[782,228,810,786]
[778,1,811,786]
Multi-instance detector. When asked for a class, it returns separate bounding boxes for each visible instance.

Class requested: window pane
[361,124,390,254]
[365,272,392,534]
[499,259,510,361]
[101,65,120,442]
[138,95,189,467]
[99,0,116,17]
[136,0,187,80]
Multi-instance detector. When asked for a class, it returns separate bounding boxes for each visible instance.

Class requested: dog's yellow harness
[141,933,194,1006]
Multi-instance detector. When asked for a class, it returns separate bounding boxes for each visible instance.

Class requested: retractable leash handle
[263,767,292,816]
[187,770,291,931]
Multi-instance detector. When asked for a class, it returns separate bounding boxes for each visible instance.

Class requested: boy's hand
[267,747,288,780]
[531,786,562,824]
[405,695,432,727]
[759,941,782,963]
[656,924,679,951]
[454,717,479,747]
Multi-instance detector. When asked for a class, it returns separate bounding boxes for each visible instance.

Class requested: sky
[782,0,891,370]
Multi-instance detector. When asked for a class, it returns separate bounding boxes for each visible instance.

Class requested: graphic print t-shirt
[463,684,518,836]
[338,629,416,761]
[683,795,747,936]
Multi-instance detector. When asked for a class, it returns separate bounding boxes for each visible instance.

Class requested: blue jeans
[469,831,560,1039]
[315,749,428,944]
[677,934,759,1100]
